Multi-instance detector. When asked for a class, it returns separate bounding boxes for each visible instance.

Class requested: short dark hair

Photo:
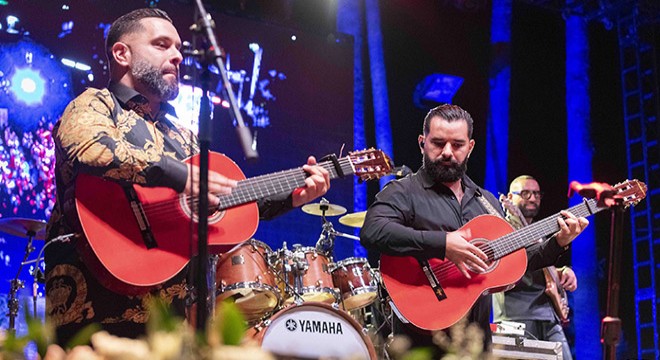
[106,8,173,62]
[422,104,474,138]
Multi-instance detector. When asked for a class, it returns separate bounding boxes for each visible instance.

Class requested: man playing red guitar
[45,8,330,346]
[360,104,588,354]
[493,175,578,360]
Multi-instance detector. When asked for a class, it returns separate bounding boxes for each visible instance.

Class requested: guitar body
[75,152,259,295]
[380,215,527,331]
[543,267,570,326]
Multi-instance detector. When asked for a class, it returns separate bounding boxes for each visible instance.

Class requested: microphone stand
[7,231,34,334]
[188,0,259,332]
[601,204,624,360]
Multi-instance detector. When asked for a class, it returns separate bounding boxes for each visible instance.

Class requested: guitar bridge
[418,258,447,301]
[123,185,157,249]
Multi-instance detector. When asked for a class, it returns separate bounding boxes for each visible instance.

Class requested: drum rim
[283,286,339,303]
[292,246,328,254]
[217,282,282,305]
[245,238,273,251]
[337,256,369,265]
[340,287,379,311]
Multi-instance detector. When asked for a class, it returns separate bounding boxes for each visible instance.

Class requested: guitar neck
[491,198,601,260]
[217,157,354,210]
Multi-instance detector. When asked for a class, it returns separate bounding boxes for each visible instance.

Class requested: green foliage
[401,347,434,360]
[214,301,246,346]
[147,297,183,334]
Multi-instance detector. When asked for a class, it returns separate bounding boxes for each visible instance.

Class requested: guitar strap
[476,191,504,218]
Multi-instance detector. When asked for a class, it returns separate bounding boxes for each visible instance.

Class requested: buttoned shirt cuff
[257,192,294,220]
[546,234,570,257]
[157,157,188,193]
[424,230,447,259]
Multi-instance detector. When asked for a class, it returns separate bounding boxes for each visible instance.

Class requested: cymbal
[0,218,47,240]
[339,211,367,228]
[301,202,347,216]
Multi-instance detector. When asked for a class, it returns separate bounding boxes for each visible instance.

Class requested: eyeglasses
[512,190,544,200]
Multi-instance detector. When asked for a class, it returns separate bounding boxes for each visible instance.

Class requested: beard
[518,203,539,219]
[423,152,468,183]
[131,59,179,101]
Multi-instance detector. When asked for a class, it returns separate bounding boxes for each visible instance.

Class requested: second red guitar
[380,179,646,331]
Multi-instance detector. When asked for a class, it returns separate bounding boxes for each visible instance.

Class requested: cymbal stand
[314,198,335,255]
[326,225,361,242]
[7,230,36,333]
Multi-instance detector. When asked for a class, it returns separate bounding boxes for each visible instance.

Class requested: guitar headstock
[349,148,393,181]
[499,194,517,214]
[613,179,647,208]
[499,193,529,228]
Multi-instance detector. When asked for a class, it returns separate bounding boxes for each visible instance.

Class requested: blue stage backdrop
[0,0,354,333]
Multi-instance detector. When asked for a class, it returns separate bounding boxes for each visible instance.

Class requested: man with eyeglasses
[493,175,578,360]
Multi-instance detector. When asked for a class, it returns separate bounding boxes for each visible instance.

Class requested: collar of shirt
[108,82,178,123]
[417,165,482,200]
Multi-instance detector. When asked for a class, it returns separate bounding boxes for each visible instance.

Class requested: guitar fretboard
[490,198,601,260]
[217,157,355,210]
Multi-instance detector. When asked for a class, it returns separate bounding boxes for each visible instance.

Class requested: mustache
[435,157,458,166]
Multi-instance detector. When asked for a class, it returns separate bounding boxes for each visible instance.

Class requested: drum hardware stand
[19,233,76,323]
[271,242,305,304]
[7,229,36,333]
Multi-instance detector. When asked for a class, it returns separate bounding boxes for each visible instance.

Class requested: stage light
[413,73,464,108]
[6,15,19,34]
[58,20,74,38]
[168,84,219,134]
[61,59,74,68]
[74,62,90,71]
[9,68,45,106]
[0,39,73,131]
[61,58,90,71]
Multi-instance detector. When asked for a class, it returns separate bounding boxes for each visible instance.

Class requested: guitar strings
[429,200,596,279]
[137,158,355,219]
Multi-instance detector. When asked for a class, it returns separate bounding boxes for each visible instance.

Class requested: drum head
[256,302,376,359]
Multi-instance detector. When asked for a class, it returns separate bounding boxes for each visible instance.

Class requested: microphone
[392,165,412,179]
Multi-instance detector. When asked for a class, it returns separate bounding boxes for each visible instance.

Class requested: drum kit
[0,208,392,358]
[214,198,393,359]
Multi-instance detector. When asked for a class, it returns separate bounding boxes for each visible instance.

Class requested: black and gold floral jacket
[44,83,292,345]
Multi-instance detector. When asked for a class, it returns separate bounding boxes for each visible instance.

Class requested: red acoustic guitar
[380,179,646,331]
[75,149,391,295]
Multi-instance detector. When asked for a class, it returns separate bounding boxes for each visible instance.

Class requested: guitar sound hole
[466,238,498,274]
[178,195,225,224]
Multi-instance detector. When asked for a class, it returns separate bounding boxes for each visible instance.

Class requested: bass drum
[249,302,377,360]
